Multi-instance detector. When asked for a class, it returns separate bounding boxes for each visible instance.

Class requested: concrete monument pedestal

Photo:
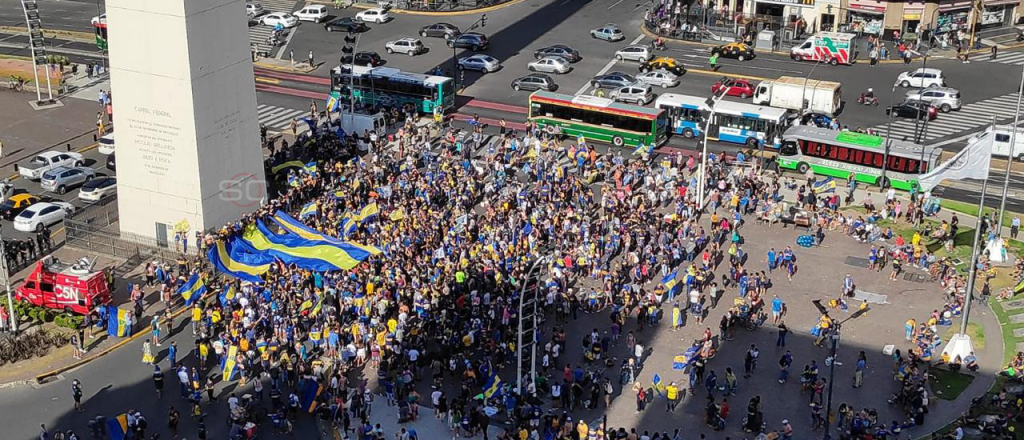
[107,0,266,242]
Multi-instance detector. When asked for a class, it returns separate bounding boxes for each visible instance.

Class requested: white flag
[916,132,994,192]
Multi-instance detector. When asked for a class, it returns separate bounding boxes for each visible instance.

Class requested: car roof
[460,32,484,37]
[621,45,647,50]
[468,54,492,60]
[37,151,63,158]
[47,166,73,174]
[538,56,565,61]
[10,193,35,202]
[525,73,552,79]
[397,37,419,42]
[912,68,942,74]
[23,202,57,212]
[651,57,676,63]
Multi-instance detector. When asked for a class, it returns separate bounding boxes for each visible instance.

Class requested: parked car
[342,51,384,67]
[19,151,85,180]
[106,154,115,172]
[293,5,328,22]
[533,45,581,62]
[635,70,679,88]
[40,166,96,195]
[355,8,390,23]
[447,32,488,51]
[458,54,501,72]
[13,202,74,232]
[260,12,298,28]
[511,74,557,92]
[98,132,115,155]
[904,86,961,112]
[78,177,117,202]
[611,85,654,105]
[419,23,460,38]
[712,77,755,98]
[0,193,39,220]
[591,24,625,41]
[896,68,945,88]
[639,57,685,75]
[386,38,426,56]
[324,17,368,32]
[528,56,571,74]
[886,100,938,120]
[615,45,653,62]
[712,42,755,61]
[591,72,636,89]
[245,3,265,18]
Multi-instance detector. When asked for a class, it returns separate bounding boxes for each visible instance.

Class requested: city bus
[94,22,107,51]
[778,126,942,190]
[528,91,668,148]
[654,93,789,148]
[329,65,455,114]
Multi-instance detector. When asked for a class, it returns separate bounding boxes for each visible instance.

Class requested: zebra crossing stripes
[249,0,302,53]
[987,51,1024,66]
[257,104,307,132]
[868,93,1021,143]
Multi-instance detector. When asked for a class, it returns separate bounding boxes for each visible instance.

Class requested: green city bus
[94,22,107,51]
[528,91,668,148]
[778,126,942,190]
[329,65,454,114]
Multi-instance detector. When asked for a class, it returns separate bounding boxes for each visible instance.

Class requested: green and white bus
[778,126,942,190]
[528,91,668,148]
[330,65,455,114]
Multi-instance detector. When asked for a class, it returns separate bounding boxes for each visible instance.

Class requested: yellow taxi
[1,193,40,220]
[639,57,686,76]
[713,42,755,61]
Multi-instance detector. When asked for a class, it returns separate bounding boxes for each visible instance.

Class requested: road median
[306,0,526,16]
[0,26,95,44]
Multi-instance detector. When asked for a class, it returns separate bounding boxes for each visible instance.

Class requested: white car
[260,12,298,28]
[98,133,115,155]
[527,56,571,74]
[19,151,85,180]
[355,8,390,24]
[245,3,265,18]
[13,202,74,232]
[90,13,106,25]
[896,68,945,88]
[615,45,653,62]
[635,70,679,88]
[293,5,328,22]
[385,38,425,56]
[458,54,501,73]
[78,177,117,202]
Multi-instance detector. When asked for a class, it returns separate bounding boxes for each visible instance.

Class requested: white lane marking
[608,0,624,8]
[274,26,300,60]
[574,34,646,96]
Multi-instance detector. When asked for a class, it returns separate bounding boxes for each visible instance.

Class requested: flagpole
[996,63,1024,235]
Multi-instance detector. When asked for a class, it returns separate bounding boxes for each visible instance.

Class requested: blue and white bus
[654,93,790,148]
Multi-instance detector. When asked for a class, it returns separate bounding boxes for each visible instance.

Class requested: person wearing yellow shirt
[904,318,916,341]
[666,381,680,412]
[191,305,202,336]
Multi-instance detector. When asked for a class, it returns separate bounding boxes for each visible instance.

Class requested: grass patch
[989,297,1024,366]
[927,367,976,400]
[943,322,986,351]
[939,199,1016,227]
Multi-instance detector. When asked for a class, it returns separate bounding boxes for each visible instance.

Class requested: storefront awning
[848,0,885,14]
[939,1,973,11]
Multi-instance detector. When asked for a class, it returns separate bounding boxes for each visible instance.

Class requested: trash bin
[756,30,775,51]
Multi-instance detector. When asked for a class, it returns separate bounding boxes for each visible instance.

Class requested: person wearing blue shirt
[854,351,867,388]
[767,248,777,272]
[771,295,784,324]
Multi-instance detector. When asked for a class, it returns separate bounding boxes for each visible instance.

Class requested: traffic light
[341,46,354,54]
[480,14,487,27]
[344,35,357,44]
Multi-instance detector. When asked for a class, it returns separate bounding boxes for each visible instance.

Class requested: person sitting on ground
[963,352,979,372]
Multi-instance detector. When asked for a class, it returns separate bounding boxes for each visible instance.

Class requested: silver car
[611,85,653,105]
[458,54,501,72]
[385,38,425,56]
[635,70,679,88]
[40,166,96,194]
[615,45,653,62]
[527,56,571,74]
[904,86,961,112]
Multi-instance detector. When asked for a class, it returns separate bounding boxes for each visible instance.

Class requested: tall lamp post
[1,240,15,334]
[996,64,1024,235]
[822,306,869,437]
[880,83,897,188]
[696,91,726,211]
[450,14,486,93]
[516,254,549,393]
[910,8,943,146]
[800,58,823,114]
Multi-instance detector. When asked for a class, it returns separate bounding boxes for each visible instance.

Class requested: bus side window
[872,152,884,168]
[860,151,875,166]
[888,156,905,172]
[906,159,920,173]
[851,149,864,164]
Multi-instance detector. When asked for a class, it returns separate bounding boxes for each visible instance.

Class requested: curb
[307,0,524,16]
[0,26,95,44]
[253,61,318,74]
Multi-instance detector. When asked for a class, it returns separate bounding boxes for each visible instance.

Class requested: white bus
[654,93,790,148]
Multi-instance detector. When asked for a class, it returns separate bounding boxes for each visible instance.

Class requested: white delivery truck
[972,125,1024,162]
[752,76,842,115]
[339,110,387,151]
[790,32,858,65]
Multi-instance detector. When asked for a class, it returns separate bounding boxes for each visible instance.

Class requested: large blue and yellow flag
[481,372,503,400]
[106,305,128,337]
[271,160,305,175]
[177,273,207,306]
[208,240,270,284]
[219,285,238,307]
[661,270,680,296]
[299,201,318,219]
[240,221,373,271]
[221,344,240,382]
[272,211,382,255]
[302,379,323,413]
[812,176,836,194]
[106,413,130,440]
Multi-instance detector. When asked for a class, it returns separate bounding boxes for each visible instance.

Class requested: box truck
[752,76,842,115]
[790,32,858,65]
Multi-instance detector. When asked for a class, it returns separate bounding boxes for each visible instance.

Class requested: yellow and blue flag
[177,273,207,306]
[304,161,318,175]
[356,203,379,224]
[106,413,130,440]
[239,221,374,272]
[208,240,270,284]
[662,270,679,295]
[271,160,305,174]
[481,372,503,400]
[219,285,238,307]
[301,379,323,413]
[326,96,340,112]
[106,306,129,337]
[299,201,317,219]
[812,176,836,194]
[271,211,383,255]
[221,344,240,381]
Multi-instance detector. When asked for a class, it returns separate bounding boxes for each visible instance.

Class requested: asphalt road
[0,0,104,33]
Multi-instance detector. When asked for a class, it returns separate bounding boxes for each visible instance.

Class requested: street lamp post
[822,308,868,436]
[696,92,726,211]
[800,58,823,113]
[880,84,897,188]
[451,14,486,93]
[911,8,942,146]
[516,255,549,393]
[1,240,15,334]
[996,63,1024,235]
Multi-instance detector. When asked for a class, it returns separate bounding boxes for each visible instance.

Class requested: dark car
[712,42,755,61]
[533,45,581,63]
[419,22,460,38]
[0,194,39,220]
[342,51,383,67]
[106,153,115,172]
[446,32,488,51]
[511,73,556,92]
[590,72,636,89]
[886,100,937,120]
[324,17,368,33]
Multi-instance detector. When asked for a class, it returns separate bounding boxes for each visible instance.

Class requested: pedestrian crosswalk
[986,50,1024,66]
[249,0,301,54]
[867,93,1021,143]
[257,103,307,133]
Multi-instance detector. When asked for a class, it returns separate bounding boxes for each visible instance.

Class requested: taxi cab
[639,57,686,76]
[0,193,39,220]
[713,42,755,61]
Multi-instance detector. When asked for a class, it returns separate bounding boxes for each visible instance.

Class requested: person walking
[71,379,83,411]
[709,52,719,72]
[776,321,788,347]
[96,112,105,137]
[308,50,315,69]
[665,381,680,412]
[141,339,154,365]
[778,350,793,384]
[151,316,162,347]
[1012,216,1020,239]
[853,351,867,388]
[153,365,164,397]
[869,47,878,67]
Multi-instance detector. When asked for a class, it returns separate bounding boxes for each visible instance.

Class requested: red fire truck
[15,257,111,315]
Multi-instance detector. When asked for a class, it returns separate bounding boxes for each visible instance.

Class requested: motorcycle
[858,93,879,106]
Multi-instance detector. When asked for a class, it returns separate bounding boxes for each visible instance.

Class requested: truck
[752,76,842,115]
[18,151,86,180]
[790,32,858,66]
[338,110,386,152]
[15,256,111,315]
[971,125,1024,162]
